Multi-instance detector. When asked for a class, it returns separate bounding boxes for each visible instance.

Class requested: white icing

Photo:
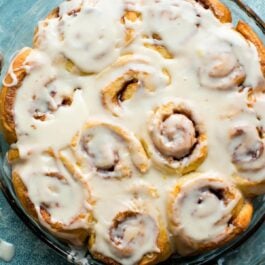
[60,8,124,73]
[141,0,199,55]
[0,240,15,262]
[3,0,264,263]
[37,0,126,73]
[171,173,240,241]
[59,0,84,16]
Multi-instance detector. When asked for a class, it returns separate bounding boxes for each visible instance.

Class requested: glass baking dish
[0,0,264,264]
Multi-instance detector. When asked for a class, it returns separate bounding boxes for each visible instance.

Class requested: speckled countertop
[0,0,264,264]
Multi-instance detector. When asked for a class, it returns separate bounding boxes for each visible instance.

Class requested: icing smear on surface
[0,210,15,262]
[0,239,15,262]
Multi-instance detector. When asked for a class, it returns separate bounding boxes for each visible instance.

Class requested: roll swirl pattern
[61,121,150,179]
[101,55,170,116]
[168,172,253,255]
[89,210,171,265]
[147,99,207,174]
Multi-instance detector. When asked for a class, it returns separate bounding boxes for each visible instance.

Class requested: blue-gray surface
[0,0,265,264]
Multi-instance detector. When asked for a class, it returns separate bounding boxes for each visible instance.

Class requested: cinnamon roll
[198,50,246,90]
[7,148,20,163]
[168,172,253,255]
[197,16,265,91]
[12,150,93,246]
[89,211,171,265]
[147,99,207,174]
[61,121,150,179]
[101,55,170,116]
[228,123,265,195]
[0,48,81,146]
[34,0,130,74]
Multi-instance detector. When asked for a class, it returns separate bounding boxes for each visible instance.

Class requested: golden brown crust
[143,34,173,59]
[232,200,253,231]
[12,171,38,219]
[48,7,60,18]
[236,20,265,77]
[7,148,20,163]
[197,0,232,23]
[91,251,120,265]
[121,10,142,46]
[0,48,32,144]
[233,174,265,197]
[90,235,171,265]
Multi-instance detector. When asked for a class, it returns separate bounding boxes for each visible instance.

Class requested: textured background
[0,0,264,264]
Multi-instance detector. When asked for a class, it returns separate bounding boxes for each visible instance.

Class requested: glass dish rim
[0,0,264,264]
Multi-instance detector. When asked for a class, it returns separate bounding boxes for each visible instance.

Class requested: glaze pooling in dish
[0,0,264,264]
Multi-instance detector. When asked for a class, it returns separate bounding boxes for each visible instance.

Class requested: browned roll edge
[236,20,265,77]
[0,48,32,144]
[12,171,38,219]
[233,174,265,197]
[197,0,232,23]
